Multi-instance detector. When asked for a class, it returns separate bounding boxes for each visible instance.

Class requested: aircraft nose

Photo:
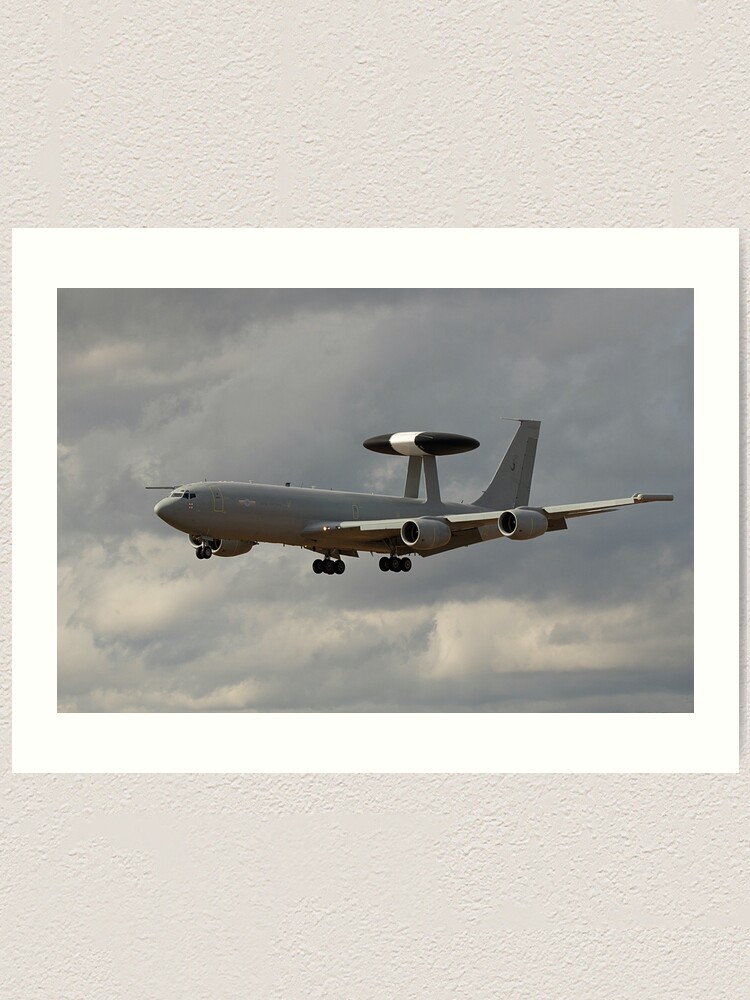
[154,497,171,521]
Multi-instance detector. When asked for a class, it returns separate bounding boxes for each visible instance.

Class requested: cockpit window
[170,491,184,498]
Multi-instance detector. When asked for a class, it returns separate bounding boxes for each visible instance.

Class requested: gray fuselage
[154,481,481,555]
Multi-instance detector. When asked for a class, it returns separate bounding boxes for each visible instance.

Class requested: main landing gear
[312,558,346,576]
[379,555,412,573]
[196,543,213,559]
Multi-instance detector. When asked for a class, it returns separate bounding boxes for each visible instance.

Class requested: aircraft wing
[536,492,674,520]
[302,518,412,545]
[301,494,673,549]
[445,492,674,529]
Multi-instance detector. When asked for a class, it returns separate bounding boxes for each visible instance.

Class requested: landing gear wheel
[390,556,402,572]
[323,560,335,575]
[400,557,412,572]
[196,547,205,559]
[312,559,324,574]
[334,560,345,574]
[379,557,390,572]
[202,545,212,559]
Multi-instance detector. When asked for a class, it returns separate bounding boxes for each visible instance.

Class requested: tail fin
[472,419,541,509]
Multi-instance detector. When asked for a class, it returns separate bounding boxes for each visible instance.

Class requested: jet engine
[400,517,452,551]
[498,508,548,540]
[190,536,256,557]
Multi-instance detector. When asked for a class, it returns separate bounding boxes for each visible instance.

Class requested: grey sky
[57,289,693,712]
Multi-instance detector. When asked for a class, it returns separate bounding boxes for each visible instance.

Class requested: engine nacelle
[498,508,548,540]
[400,517,452,551]
[190,536,256,557]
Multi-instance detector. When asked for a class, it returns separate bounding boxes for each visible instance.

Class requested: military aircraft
[148,420,673,576]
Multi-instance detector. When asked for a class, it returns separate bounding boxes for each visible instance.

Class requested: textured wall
[3,2,747,997]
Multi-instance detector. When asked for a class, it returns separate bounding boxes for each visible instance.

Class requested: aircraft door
[352,504,359,519]
[210,486,224,513]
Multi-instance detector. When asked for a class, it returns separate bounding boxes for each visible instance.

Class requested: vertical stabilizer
[473,420,541,510]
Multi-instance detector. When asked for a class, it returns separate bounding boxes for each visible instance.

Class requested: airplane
[148,420,673,576]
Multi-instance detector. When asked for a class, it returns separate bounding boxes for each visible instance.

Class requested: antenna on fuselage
[362,431,480,503]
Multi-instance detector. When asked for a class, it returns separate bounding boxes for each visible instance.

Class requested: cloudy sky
[57,288,693,713]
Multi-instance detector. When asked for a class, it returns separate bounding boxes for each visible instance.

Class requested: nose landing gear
[194,538,222,560]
